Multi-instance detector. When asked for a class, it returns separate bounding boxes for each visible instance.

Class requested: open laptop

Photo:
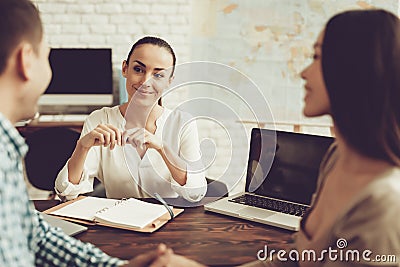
[41,212,88,236]
[204,128,334,231]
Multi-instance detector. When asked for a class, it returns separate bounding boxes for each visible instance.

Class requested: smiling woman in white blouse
[55,36,207,202]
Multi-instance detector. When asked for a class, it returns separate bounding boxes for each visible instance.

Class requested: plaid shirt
[0,113,127,267]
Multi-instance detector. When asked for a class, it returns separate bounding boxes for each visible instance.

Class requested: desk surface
[35,200,293,267]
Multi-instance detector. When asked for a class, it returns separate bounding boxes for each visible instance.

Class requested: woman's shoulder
[354,167,400,202]
[334,168,400,240]
[163,108,194,125]
[330,169,400,258]
[363,167,400,204]
[159,108,198,140]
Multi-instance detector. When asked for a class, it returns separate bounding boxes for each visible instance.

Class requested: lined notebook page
[50,197,119,221]
[94,198,168,229]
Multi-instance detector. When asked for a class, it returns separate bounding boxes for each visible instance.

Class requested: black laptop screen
[245,129,334,205]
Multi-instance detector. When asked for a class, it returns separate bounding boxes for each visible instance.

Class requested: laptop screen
[245,129,334,205]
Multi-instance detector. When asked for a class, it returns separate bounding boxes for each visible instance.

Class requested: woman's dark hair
[126,36,176,77]
[0,0,42,75]
[126,36,176,106]
[322,9,400,165]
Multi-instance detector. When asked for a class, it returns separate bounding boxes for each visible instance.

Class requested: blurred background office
[29,0,399,197]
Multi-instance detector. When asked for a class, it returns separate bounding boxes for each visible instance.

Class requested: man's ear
[16,43,34,81]
[122,60,128,78]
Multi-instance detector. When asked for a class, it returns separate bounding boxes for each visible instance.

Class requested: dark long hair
[126,36,176,106]
[322,9,400,165]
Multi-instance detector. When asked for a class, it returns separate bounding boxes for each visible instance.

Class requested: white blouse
[55,106,207,202]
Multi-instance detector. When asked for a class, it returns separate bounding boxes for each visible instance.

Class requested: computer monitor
[38,48,113,108]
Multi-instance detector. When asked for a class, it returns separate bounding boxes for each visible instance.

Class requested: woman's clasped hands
[123,127,163,151]
[78,124,162,151]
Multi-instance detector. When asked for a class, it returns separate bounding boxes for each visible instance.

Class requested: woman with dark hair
[55,36,207,202]
[243,8,400,267]
[153,8,400,267]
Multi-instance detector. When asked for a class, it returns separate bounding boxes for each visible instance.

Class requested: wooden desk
[35,200,294,267]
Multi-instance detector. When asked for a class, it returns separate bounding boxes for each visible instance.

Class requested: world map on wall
[217,0,398,82]
[191,0,398,122]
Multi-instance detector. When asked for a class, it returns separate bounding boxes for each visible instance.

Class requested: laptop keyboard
[229,194,308,217]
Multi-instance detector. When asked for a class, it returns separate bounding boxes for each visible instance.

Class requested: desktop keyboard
[38,114,88,122]
[229,193,308,217]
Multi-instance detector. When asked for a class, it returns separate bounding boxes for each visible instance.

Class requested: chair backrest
[25,127,80,191]
[205,177,228,198]
[85,178,229,199]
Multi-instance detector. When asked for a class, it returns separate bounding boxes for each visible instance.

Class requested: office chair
[205,177,228,198]
[161,177,228,207]
[24,127,80,199]
[86,177,229,199]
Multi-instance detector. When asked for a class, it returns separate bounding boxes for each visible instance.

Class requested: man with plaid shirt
[0,0,172,266]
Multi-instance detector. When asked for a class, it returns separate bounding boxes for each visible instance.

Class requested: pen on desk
[154,193,174,220]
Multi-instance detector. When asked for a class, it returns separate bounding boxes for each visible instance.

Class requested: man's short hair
[0,0,43,74]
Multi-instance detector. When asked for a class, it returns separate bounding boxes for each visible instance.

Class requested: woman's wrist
[156,142,164,154]
[76,139,91,152]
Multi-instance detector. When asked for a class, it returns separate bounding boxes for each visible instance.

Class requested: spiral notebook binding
[95,198,128,214]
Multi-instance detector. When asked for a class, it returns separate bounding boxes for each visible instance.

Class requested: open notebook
[45,196,183,233]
